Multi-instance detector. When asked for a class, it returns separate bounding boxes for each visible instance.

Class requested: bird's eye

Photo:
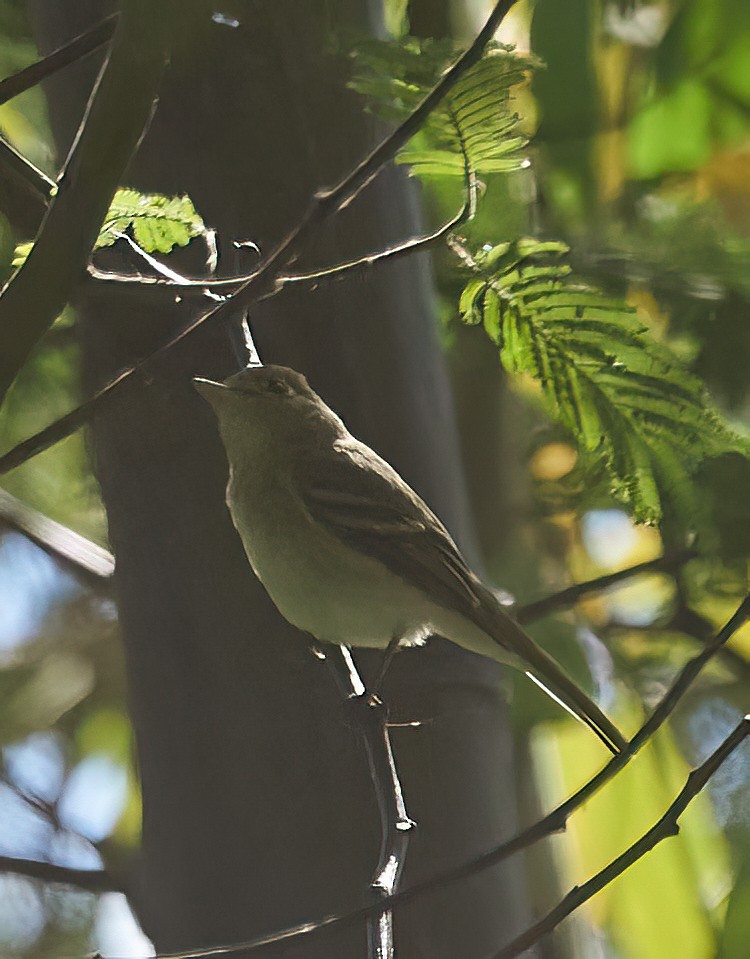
[267,377,290,395]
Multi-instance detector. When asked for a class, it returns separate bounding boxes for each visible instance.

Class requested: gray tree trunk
[31,2,531,955]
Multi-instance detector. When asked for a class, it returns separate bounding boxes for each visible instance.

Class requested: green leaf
[629,77,714,179]
[542,718,724,959]
[12,188,205,269]
[458,237,749,526]
[350,38,538,178]
[717,835,750,959]
[458,277,486,324]
[97,188,205,254]
[482,287,502,345]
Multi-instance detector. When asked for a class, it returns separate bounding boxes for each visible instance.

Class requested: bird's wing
[297,438,492,624]
[298,438,627,755]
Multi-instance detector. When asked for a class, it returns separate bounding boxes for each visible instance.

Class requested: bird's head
[194,364,342,455]
[194,364,315,404]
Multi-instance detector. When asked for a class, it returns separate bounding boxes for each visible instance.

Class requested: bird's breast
[225,470,410,648]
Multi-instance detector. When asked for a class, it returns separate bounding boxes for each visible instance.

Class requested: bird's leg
[368,634,404,706]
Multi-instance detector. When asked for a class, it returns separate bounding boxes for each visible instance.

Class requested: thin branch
[86,189,473,296]
[0,377,129,475]
[0,152,49,237]
[517,550,695,625]
[281,157,476,288]
[0,0,175,402]
[0,15,118,108]
[602,606,750,683]
[0,771,122,886]
[102,595,750,959]
[359,699,413,959]
[0,854,121,893]
[110,230,204,286]
[0,135,56,199]
[515,550,750,681]
[89,135,478,296]
[672,607,750,680]
[0,0,517,476]
[491,715,750,959]
[0,487,114,584]
[322,646,414,959]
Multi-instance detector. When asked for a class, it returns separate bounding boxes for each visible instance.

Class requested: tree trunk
[31,2,531,955]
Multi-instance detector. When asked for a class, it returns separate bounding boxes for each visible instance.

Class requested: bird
[194,364,626,755]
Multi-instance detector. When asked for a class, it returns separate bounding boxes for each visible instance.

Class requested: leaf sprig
[13,188,205,269]
[96,188,204,253]
[350,38,537,177]
[457,237,747,525]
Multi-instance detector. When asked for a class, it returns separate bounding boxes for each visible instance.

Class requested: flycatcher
[194,364,625,755]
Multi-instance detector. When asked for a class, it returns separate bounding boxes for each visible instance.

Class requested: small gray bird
[194,364,626,754]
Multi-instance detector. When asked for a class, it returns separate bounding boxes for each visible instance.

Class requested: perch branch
[110,595,750,959]
[322,646,414,959]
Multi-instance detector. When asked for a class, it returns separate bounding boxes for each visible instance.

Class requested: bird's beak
[193,377,228,404]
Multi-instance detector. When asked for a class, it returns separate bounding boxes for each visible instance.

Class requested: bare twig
[0,0,175,402]
[516,549,750,681]
[490,715,750,959]
[0,127,50,239]
[359,697,413,959]
[0,135,56,199]
[100,596,750,959]
[0,15,123,233]
[109,230,204,286]
[602,607,750,682]
[0,15,118,109]
[0,854,121,893]
[86,190,472,296]
[322,646,414,959]
[0,0,517,476]
[0,487,114,584]
[282,166,475,289]
[0,379,128,475]
[517,550,695,625]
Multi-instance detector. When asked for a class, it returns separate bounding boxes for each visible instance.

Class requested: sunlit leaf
[12,188,205,269]
[534,707,728,959]
[457,237,748,526]
[717,839,750,959]
[350,38,536,177]
[97,188,204,254]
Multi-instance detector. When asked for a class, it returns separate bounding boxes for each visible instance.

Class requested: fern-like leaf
[459,238,748,524]
[350,39,537,178]
[97,188,204,254]
[12,188,205,270]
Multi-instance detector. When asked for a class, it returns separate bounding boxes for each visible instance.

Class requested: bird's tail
[489,612,627,756]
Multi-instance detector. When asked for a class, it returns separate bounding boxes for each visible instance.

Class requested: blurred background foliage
[0,3,144,954]
[0,0,748,957]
